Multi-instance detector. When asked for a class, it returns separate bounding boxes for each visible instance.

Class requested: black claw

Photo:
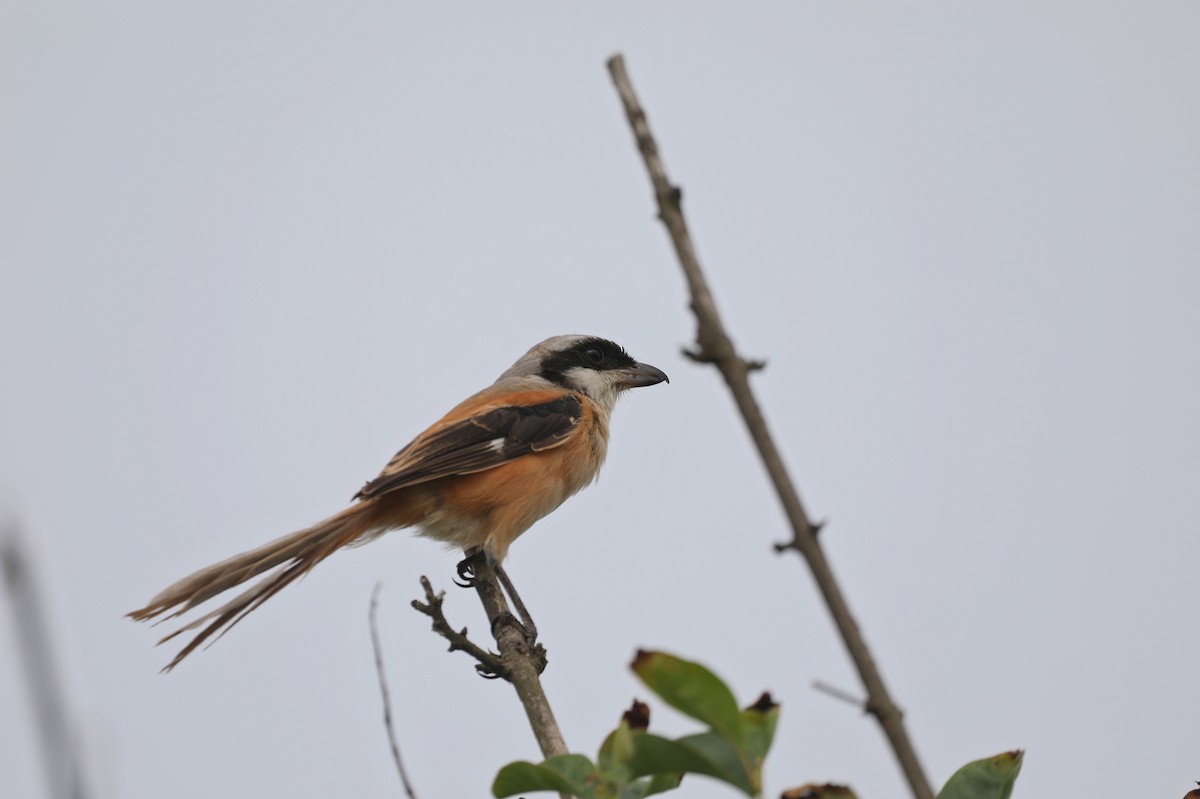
[474,650,508,680]
[475,664,505,680]
[455,552,482,587]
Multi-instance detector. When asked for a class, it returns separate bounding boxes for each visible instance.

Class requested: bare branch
[369,584,420,799]
[2,520,93,799]
[812,679,867,710]
[606,53,935,799]
[466,558,568,759]
[411,569,567,760]
[411,576,507,679]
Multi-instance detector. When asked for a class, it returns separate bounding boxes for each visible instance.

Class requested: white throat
[562,366,622,418]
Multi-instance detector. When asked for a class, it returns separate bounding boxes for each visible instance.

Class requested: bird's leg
[492,560,538,644]
[457,548,539,645]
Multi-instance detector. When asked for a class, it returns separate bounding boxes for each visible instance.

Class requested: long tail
[128,502,380,671]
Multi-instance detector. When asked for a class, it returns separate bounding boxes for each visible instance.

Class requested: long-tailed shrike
[130,335,668,670]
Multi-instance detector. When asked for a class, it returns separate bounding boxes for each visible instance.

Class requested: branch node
[772,518,827,554]
[865,698,903,723]
[682,345,717,364]
[657,184,683,209]
[531,643,549,675]
[813,679,867,710]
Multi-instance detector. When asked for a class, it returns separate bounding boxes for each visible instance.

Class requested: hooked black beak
[614,362,669,389]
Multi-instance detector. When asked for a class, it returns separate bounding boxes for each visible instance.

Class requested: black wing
[354,395,582,500]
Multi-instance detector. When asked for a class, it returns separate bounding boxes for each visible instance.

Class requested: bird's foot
[454,549,485,588]
[490,609,539,649]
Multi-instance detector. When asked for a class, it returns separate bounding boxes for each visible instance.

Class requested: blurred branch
[813,679,867,710]
[368,584,419,799]
[1,520,92,799]
[606,53,934,799]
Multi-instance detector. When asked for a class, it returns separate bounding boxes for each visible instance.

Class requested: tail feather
[128,503,378,671]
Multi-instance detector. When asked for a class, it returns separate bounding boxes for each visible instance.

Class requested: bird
[129,334,668,670]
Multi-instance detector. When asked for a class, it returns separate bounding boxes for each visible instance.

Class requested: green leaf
[620,772,684,799]
[631,651,745,748]
[938,751,1024,799]
[675,731,758,794]
[643,772,685,796]
[492,754,597,798]
[740,694,780,768]
[598,722,637,782]
[628,732,755,796]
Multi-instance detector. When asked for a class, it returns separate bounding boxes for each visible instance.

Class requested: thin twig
[411,576,507,679]
[369,584,419,799]
[2,520,92,799]
[813,680,867,710]
[606,53,935,799]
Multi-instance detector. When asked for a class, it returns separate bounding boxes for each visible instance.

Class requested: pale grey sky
[2,3,1198,798]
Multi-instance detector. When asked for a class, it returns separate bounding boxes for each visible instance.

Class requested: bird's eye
[584,347,604,364]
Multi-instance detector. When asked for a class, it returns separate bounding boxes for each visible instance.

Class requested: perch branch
[606,53,935,799]
[467,557,567,759]
[368,584,419,799]
[412,569,567,761]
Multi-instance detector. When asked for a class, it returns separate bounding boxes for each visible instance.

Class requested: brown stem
[467,558,568,760]
[411,570,567,760]
[368,584,420,799]
[606,53,935,799]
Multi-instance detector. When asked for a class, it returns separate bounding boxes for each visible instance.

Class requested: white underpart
[562,366,623,416]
